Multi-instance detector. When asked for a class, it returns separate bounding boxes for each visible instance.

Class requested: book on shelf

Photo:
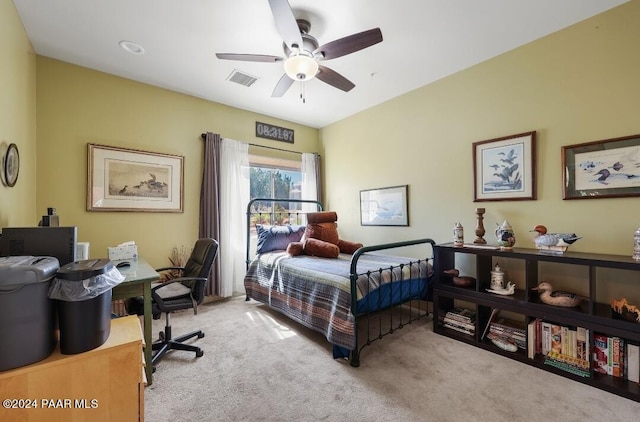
[546,350,589,370]
[593,333,610,375]
[527,319,538,359]
[611,336,624,378]
[576,326,589,362]
[445,307,476,324]
[550,324,562,355]
[540,321,552,356]
[481,308,500,341]
[490,318,526,335]
[443,322,475,336]
[561,326,577,357]
[544,351,590,378]
[443,317,475,332]
[626,343,640,384]
[536,318,542,354]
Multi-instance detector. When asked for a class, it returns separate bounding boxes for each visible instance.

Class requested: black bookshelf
[432,243,640,403]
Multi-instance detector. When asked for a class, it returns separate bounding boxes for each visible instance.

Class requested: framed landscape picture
[87,143,184,212]
[473,131,537,202]
[562,133,640,199]
[360,185,409,226]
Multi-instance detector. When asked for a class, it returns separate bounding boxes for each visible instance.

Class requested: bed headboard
[246,198,323,268]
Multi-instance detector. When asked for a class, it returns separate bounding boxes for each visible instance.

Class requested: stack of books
[489,317,526,350]
[544,351,590,378]
[443,307,476,336]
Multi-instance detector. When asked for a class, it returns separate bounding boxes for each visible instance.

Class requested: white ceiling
[12,0,628,129]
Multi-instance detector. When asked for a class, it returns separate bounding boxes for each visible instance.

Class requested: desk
[111,258,158,385]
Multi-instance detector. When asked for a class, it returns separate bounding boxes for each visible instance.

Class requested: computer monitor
[0,226,78,266]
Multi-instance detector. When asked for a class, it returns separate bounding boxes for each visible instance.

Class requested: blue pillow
[256,224,305,254]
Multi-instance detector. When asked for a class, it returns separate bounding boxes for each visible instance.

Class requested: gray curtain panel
[200,132,222,296]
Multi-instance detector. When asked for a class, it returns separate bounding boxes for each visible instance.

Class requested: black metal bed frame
[245,198,435,367]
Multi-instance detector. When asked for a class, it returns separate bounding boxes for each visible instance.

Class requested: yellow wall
[33,59,319,267]
[320,0,640,258]
[0,0,37,227]
[4,0,640,293]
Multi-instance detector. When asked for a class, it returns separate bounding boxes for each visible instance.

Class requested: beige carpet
[144,297,640,421]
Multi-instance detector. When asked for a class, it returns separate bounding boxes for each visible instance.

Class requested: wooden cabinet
[433,243,640,402]
[0,315,145,421]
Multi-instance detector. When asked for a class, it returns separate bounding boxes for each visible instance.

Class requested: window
[249,155,304,227]
[249,155,301,201]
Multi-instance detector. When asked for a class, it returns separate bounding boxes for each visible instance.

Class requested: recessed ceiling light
[119,40,145,55]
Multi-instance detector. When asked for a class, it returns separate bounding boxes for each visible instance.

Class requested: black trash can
[50,259,124,354]
[0,256,60,371]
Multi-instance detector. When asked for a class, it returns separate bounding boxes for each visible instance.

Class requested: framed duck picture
[562,133,640,199]
[473,131,537,202]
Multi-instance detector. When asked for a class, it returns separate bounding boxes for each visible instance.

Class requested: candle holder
[474,208,486,244]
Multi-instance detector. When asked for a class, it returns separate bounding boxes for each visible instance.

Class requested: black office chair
[126,238,218,368]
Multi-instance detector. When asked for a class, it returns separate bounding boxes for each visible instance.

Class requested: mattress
[244,251,432,351]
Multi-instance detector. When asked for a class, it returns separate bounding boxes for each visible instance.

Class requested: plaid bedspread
[244,252,432,351]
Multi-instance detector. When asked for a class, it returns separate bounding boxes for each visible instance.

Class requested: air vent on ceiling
[226,70,258,87]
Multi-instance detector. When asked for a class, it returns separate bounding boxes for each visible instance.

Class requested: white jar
[633,228,640,261]
[453,223,464,246]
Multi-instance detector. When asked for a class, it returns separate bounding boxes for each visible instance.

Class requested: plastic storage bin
[50,259,125,354]
[0,256,60,371]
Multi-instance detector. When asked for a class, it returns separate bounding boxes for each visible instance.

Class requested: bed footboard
[348,238,435,367]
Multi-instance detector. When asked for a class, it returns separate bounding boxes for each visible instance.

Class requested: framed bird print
[87,143,184,212]
[473,131,537,202]
[562,133,640,200]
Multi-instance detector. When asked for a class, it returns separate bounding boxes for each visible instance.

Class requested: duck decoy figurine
[531,282,587,307]
[530,225,581,253]
[443,269,476,287]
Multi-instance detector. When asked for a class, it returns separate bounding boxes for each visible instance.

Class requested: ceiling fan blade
[271,74,294,97]
[314,28,383,60]
[268,0,303,51]
[316,65,355,92]
[215,53,283,63]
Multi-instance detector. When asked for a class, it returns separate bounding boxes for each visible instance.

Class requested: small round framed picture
[3,143,20,187]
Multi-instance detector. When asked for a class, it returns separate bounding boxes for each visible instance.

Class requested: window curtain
[219,138,250,296]
[301,152,321,209]
[199,132,222,296]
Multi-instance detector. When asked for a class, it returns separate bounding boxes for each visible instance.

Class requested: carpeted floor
[144,296,640,421]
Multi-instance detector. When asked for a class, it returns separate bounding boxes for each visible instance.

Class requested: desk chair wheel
[158,331,165,341]
[197,332,205,339]
[196,350,204,358]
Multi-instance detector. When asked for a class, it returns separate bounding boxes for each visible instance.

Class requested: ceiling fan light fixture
[283,54,318,81]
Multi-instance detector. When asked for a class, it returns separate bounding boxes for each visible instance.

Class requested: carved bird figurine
[531,282,587,307]
[530,225,581,248]
[443,269,476,287]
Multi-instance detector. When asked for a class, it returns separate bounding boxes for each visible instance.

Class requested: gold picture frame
[87,143,184,212]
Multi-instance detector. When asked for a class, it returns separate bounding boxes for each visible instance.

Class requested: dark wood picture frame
[562,133,640,200]
[360,185,409,226]
[473,131,537,202]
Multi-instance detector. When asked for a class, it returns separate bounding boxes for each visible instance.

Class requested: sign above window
[255,122,294,144]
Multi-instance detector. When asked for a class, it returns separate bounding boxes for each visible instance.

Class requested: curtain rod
[200,133,303,155]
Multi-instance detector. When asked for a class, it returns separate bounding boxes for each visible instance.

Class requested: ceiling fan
[215,0,383,99]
